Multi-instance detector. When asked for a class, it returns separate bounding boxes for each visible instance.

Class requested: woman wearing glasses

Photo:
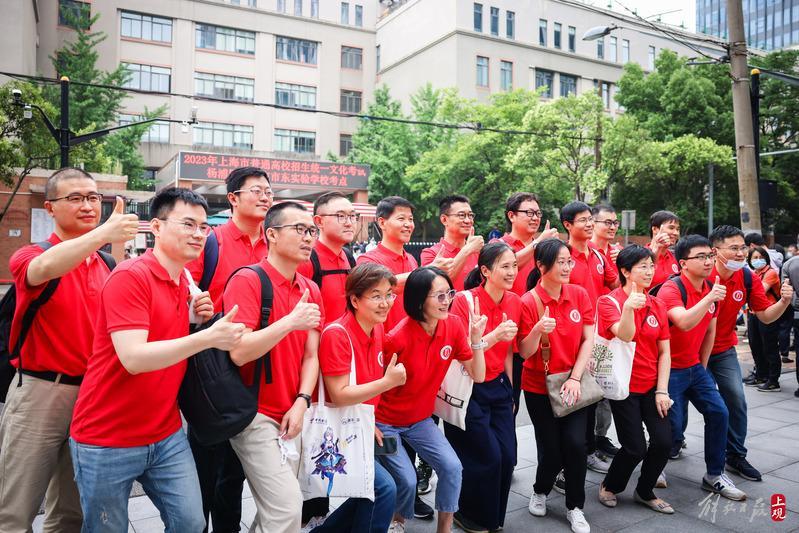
[596,245,674,514]
[517,238,594,533]
[375,266,487,533]
[445,242,522,533]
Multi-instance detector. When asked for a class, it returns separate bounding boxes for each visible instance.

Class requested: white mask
[724,259,747,272]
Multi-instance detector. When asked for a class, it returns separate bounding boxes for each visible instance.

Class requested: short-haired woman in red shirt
[746,246,783,391]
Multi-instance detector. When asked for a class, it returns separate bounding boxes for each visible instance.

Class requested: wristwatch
[471,339,488,350]
[296,393,311,408]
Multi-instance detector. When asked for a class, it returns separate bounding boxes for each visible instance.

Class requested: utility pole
[727,0,761,233]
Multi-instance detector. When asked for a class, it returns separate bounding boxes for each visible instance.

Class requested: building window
[118,114,170,144]
[195,72,255,102]
[476,56,489,87]
[506,11,515,39]
[539,19,547,46]
[490,7,499,36]
[275,82,316,109]
[196,24,255,55]
[341,2,349,24]
[277,0,286,13]
[648,45,656,70]
[500,61,513,91]
[595,80,611,109]
[560,74,577,97]
[341,46,363,69]
[294,0,302,15]
[376,45,381,73]
[609,36,617,62]
[596,38,604,59]
[535,69,553,98]
[355,5,363,27]
[622,39,630,63]
[474,3,483,32]
[276,36,318,64]
[341,90,362,113]
[121,11,172,42]
[311,0,319,18]
[122,63,171,92]
[194,122,253,149]
[554,23,562,49]
[340,134,353,156]
[568,26,576,52]
[274,129,316,153]
[59,0,90,28]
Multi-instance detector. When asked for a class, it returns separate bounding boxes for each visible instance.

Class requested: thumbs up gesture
[708,275,727,303]
[780,277,794,303]
[533,220,559,246]
[430,246,455,276]
[287,289,321,331]
[493,312,518,342]
[100,196,139,244]
[383,353,407,387]
[207,305,246,350]
[464,227,485,255]
[534,305,557,334]
[624,282,647,310]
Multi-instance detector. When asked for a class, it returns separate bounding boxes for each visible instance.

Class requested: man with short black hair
[647,211,681,287]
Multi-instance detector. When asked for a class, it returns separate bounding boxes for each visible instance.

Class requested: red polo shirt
[658,274,718,369]
[711,267,771,355]
[356,243,418,331]
[186,220,268,311]
[596,288,670,394]
[297,240,351,325]
[518,284,593,394]
[319,312,385,408]
[71,250,190,447]
[8,234,112,376]
[648,247,680,288]
[592,243,620,295]
[569,243,618,310]
[450,287,522,381]
[376,315,471,426]
[498,234,533,296]
[223,259,324,424]
[420,239,478,291]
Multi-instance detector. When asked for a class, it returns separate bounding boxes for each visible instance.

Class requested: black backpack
[179,264,273,446]
[199,229,220,292]
[309,247,356,289]
[0,243,115,402]
[649,269,752,305]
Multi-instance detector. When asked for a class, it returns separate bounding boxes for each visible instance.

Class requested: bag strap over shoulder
[199,229,220,292]
[530,289,552,373]
[318,323,357,405]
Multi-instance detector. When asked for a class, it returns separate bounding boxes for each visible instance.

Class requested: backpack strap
[309,247,355,290]
[248,265,274,384]
[591,247,605,267]
[673,276,688,307]
[742,267,753,303]
[199,229,220,292]
[343,247,356,268]
[97,250,117,271]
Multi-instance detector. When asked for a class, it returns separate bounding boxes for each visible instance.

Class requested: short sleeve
[596,295,622,338]
[577,288,594,325]
[449,292,471,325]
[356,253,375,266]
[604,259,619,287]
[9,244,47,295]
[764,269,780,290]
[518,292,540,338]
[222,269,263,330]
[319,326,352,376]
[103,269,153,333]
[657,280,683,311]
[450,316,472,361]
[420,245,437,267]
[747,271,772,312]
[653,300,671,340]
[305,280,326,331]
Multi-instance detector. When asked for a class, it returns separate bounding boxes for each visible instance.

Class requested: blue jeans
[707,348,749,459]
[376,418,462,519]
[70,430,205,533]
[668,364,729,476]
[311,461,395,532]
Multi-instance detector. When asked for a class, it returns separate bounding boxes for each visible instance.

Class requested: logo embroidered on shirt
[440,345,453,360]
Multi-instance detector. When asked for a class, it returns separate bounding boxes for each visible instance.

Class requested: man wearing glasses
[224,201,324,533]
[186,166,273,533]
[658,235,746,501]
[590,204,622,287]
[0,167,138,532]
[420,195,483,291]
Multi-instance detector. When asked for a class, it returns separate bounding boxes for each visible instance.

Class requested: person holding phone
[314,263,407,532]
[647,211,681,288]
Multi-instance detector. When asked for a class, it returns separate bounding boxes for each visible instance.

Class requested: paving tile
[128,495,161,521]
[130,516,166,533]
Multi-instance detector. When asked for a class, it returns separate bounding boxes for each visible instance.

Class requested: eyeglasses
[159,218,212,236]
[718,245,747,254]
[514,209,543,219]
[574,216,595,225]
[271,224,320,238]
[632,263,656,272]
[366,293,397,304]
[318,213,361,224]
[233,186,274,199]
[595,219,620,228]
[556,259,576,269]
[47,193,103,204]
[428,289,456,304]
[685,253,717,263]
[446,211,476,221]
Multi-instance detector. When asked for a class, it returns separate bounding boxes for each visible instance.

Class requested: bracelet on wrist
[654,390,670,396]
[296,393,311,408]
[568,376,581,383]
[471,339,488,351]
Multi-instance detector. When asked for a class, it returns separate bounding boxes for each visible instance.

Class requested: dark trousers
[444,374,516,530]
[778,307,794,356]
[188,428,245,533]
[302,498,330,523]
[525,392,588,510]
[748,313,781,382]
[512,353,523,415]
[585,403,598,454]
[603,389,671,500]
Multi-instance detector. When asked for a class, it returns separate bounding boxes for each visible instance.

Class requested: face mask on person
[724,259,747,272]
[751,259,768,270]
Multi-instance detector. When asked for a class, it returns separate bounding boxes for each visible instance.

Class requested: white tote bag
[589,296,635,401]
[300,324,375,501]
[434,291,475,430]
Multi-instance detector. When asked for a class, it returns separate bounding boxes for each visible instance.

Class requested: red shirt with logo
[356,243,418,331]
[297,240,351,325]
[648,247,680,288]
[223,259,324,424]
[186,220,268,311]
[658,274,718,369]
[9,234,112,376]
[498,234,533,296]
[596,288,670,393]
[710,266,771,354]
[592,243,621,295]
[318,312,385,408]
[518,284,593,394]
[450,286,522,381]
[71,250,190,447]
[569,243,618,310]
[376,315,471,426]
[420,239,478,291]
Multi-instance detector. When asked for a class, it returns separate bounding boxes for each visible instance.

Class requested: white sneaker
[528,492,547,516]
[702,473,747,501]
[566,508,591,533]
[586,452,611,474]
[655,472,668,488]
[388,520,406,533]
[300,516,327,533]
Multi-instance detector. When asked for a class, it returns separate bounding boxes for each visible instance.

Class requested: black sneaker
[726,456,762,482]
[416,460,432,495]
[782,354,793,363]
[596,436,620,457]
[794,389,799,398]
[453,511,489,533]
[414,496,434,520]
[744,376,767,386]
[669,445,682,460]
[757,381,781,392]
